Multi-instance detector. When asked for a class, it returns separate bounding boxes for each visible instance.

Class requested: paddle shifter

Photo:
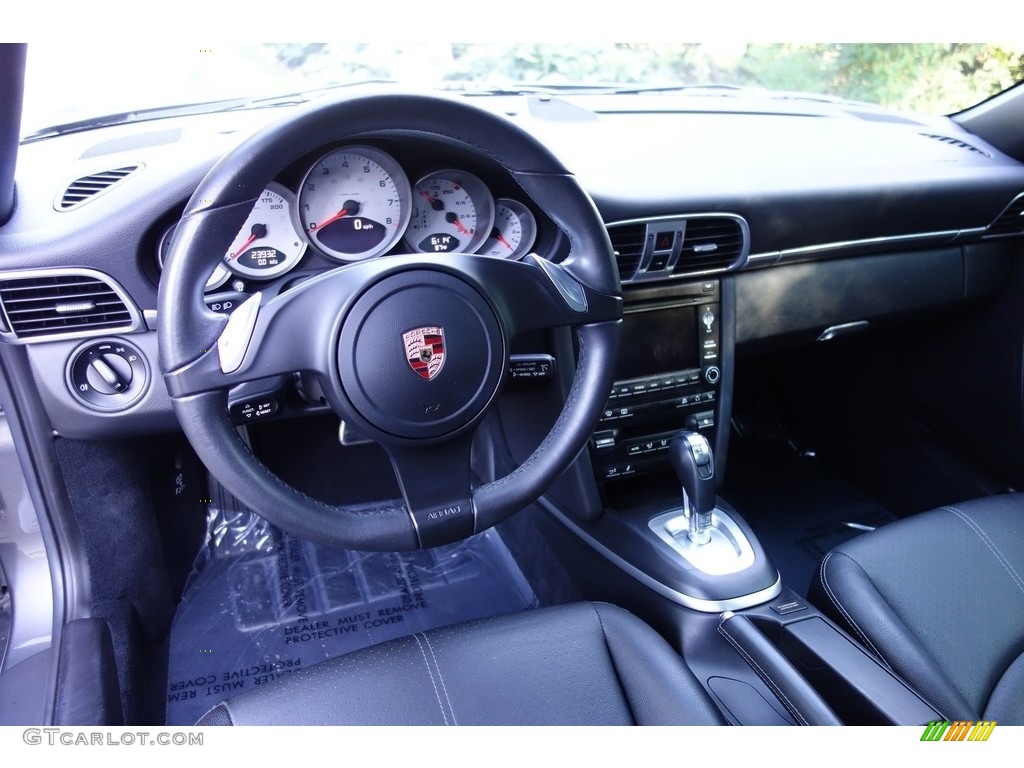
[669,431,716,545]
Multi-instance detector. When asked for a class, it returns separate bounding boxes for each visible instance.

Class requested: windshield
[21,42,1024,137]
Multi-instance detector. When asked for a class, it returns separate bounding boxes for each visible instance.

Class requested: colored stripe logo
[920,720,997,741]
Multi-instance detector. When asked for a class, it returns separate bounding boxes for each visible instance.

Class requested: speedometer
[298,146,411,261]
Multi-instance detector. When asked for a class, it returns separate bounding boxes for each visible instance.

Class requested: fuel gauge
[478,199,537,260]
[406,170,494,254]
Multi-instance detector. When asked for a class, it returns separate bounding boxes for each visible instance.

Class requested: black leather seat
[812,494,1024,724]
[197,602,726,725]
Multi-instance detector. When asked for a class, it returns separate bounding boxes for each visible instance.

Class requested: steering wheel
[158,92,622,551]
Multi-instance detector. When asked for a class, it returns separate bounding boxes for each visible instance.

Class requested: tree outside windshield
[21,43,1024,136]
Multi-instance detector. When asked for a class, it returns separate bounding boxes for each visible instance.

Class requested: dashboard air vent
[985,193,1024,238]
[673,217,748,275]
[919,133,991,157]
[606,214,749,283]
[0,270,139,341]
[607,224,647,281]
[56,165,142,211]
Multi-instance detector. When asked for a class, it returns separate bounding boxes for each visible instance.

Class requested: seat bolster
[811,549,976,721]
[593,603,726,725]
[196,602,724,726]
[984,650,1024,724]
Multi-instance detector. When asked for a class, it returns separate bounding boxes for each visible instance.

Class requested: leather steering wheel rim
[158,91,622,551]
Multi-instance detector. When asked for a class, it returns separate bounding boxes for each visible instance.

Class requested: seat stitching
[944,506,1024,598]
[412,633,450,726]
[717,623,809,725]
[591,604,638,724]
[421,633,458,726]
[818,550,888,663]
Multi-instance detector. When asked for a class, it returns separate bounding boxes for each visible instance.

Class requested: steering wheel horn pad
[337,270,504,442]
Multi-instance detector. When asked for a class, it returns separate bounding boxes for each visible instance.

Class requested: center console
[590,281,722,482]
[534,276,942,726]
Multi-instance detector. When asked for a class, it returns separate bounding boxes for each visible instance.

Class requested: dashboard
[2,90,1024,461]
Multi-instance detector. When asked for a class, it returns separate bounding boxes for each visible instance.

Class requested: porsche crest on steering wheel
[403,326,446,381]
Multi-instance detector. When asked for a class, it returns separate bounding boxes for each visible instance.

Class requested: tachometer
[478,199,537,260]
[405,170,494,255]
[298,146,411,261]
[224,183,306,279]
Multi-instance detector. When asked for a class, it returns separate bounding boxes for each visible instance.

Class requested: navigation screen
[615,305,700,380]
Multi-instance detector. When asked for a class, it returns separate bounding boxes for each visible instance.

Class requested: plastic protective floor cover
[165,504,538,725]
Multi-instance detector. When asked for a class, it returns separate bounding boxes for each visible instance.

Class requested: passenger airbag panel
[735,249,963,344]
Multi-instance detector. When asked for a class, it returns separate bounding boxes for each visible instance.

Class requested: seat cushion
[197,602,726,726]
[811,494,1024,723]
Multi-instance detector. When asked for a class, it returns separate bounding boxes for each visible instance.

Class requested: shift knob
[669,431,715,544]
[669,431,715,512]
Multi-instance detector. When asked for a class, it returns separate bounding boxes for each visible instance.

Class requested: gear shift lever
[669,431,715,545]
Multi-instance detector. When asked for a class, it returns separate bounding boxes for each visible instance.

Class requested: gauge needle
[419,189,444,211]
[446,211,470,236]
[491,227,513,250]
[230,223,268,259]
[316,199,360,230]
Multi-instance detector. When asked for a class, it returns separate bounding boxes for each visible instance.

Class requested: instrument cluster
[158,144,540,293]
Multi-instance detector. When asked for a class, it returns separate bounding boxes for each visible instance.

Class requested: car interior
[1,41,1023,727]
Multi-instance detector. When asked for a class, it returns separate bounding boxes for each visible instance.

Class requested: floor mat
[723,436,898,598]
[165,498,538,725]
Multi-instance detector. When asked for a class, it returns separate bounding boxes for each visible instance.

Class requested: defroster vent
[56,165,142,211]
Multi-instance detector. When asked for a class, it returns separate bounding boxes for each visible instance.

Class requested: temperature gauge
[477,199,537,260]
[406,170,494,255]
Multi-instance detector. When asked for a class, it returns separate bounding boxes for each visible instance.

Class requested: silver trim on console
[648,507,756,576]
[540,498,782,613]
